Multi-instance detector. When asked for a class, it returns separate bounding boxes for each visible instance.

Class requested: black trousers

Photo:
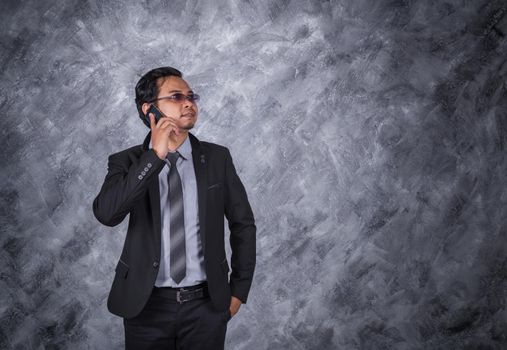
[123,286,231,349]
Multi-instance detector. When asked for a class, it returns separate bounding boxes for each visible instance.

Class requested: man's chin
[179,122,195,131]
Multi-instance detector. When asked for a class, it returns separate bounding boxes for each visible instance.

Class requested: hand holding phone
[145,105,164,125]
[146,105,182,159]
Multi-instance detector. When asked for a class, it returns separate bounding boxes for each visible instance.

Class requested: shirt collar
[149,135,191,160]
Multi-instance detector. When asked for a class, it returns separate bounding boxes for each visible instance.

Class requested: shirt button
[138,175,143,180]
[144,167,149,172]
[147,163,152,168]
[141,171,146,175]
[153,261,159,268]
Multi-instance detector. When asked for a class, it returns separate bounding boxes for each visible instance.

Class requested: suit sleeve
[92,148,166,227]
[224,148,256,304]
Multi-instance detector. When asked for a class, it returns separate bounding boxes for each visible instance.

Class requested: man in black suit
[92,66,256,349]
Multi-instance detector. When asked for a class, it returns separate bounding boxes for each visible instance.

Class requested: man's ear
[141,103,151,116]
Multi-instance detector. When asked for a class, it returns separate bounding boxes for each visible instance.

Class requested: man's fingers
[156,118,173,130]
[150,115,180,135]
[149,113,155,128]
[157,119,181,133]
[169,125,181,136]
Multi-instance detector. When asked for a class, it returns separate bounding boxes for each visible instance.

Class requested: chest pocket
[207,182,223,191]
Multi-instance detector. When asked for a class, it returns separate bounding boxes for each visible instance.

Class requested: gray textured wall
[1,0,506,349]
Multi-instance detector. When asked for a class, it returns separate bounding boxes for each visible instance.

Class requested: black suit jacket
[92,131,256,319]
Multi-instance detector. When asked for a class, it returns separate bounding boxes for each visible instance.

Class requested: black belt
[153,282,209,304]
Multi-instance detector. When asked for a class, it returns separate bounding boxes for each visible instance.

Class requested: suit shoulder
[200,141,229,155]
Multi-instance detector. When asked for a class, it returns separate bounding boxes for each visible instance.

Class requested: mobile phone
[145,104,164,125]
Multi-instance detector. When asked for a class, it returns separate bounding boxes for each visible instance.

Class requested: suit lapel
[143,131,163,259]
[189,132,208,254]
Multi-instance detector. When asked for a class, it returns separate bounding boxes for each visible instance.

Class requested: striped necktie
[166,151,186,284]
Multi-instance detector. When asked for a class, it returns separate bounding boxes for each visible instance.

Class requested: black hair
[135,66,183,128]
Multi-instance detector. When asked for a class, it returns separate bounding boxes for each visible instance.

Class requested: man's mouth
[181,112,195,118]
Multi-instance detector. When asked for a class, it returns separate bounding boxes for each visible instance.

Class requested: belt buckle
[176,288,190,304]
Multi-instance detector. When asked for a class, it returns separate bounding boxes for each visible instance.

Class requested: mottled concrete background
[1,0,506,349]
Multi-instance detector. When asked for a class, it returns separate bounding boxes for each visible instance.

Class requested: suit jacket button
[141,171,146,175]
[144,167,149,172]
[138,175,143,180]
[147,163,152,168]
[153,261,159,268]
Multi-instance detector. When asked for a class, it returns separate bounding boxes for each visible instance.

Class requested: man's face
[143,76,198,131]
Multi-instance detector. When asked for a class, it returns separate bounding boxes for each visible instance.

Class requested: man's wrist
[152,148,165,160]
